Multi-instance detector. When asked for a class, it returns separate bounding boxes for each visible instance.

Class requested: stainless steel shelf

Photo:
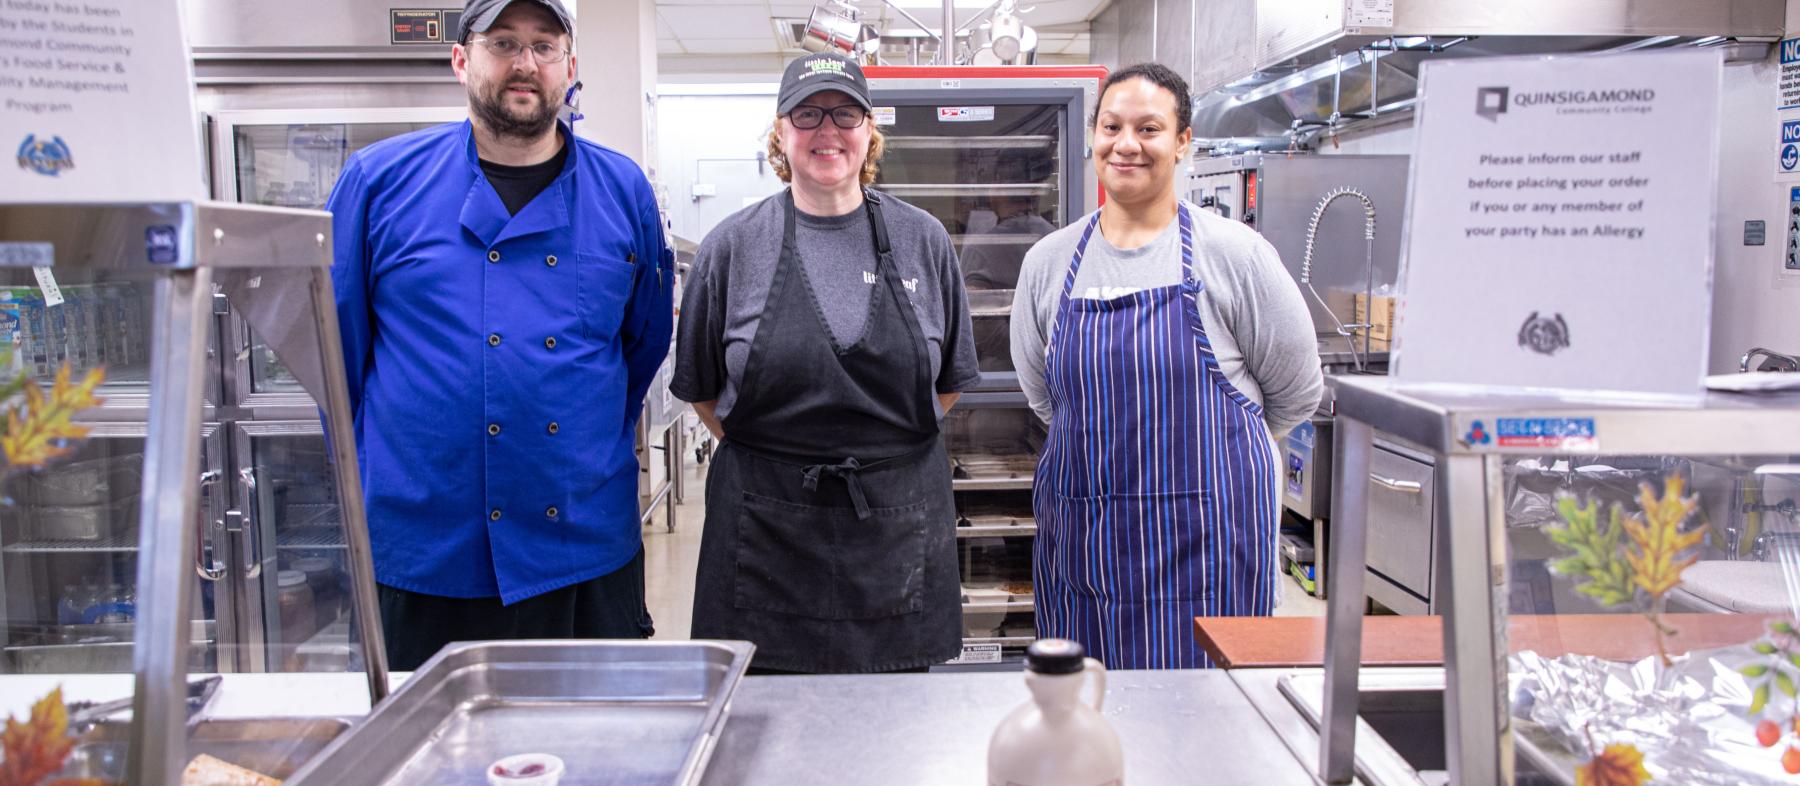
[3,531,138,554]
[952,477,1034,491]
[961,635,1034,647]
[956,522,1037,538]
[879,184,1055,197]
[277,526,345,550]
[963,598,1035,612]
[884,135,1055,149]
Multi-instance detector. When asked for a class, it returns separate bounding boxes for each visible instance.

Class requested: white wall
[654,87,789,242]
[1320,48,1800,373]
[575,0,657,166]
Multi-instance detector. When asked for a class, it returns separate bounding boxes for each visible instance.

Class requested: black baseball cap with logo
[458,0,574,43]
[777,53,872,115]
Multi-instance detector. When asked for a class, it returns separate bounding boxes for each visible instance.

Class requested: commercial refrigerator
[865,66,1104,664]
[0,201,386,782]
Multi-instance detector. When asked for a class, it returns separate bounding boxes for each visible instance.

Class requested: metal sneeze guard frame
[1318,374,1800,785]
[0,201,389,785]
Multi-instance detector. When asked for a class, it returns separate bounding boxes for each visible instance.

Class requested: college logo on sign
[15,134,73,177]
[1517,311,1570,356]
[1475,87,1509,121]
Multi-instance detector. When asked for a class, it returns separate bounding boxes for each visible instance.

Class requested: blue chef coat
[326,120,673,604]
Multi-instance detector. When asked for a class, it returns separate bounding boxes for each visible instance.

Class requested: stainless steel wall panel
[1151,0,1194,92]
[1190,0,1257,96]
[184,0,449,51]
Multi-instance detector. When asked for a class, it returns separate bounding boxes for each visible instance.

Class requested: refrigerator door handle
[195,469,226,581]
[227,467,264,579]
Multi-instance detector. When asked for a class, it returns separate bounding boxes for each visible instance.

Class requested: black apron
[690,189,961,673]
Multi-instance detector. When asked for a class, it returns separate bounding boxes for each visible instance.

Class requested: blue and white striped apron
[1032,203,1281,669]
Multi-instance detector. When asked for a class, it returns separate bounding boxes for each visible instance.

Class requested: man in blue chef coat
[326,0,673,670]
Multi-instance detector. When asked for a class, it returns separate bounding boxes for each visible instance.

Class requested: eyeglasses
[470,36,570,64]
[789,104,868,130]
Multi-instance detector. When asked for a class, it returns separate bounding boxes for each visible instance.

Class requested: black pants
[378,548,654,671]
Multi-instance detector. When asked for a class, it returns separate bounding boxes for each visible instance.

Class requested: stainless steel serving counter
[2,669,1324,785]
[698,671,1321,785]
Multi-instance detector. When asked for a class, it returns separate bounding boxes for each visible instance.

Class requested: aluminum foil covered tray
[286,640,755,786]
[1512,634,1800,785]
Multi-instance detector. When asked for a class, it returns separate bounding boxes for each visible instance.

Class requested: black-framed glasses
[470,35,570,64]
[789,104,868,130]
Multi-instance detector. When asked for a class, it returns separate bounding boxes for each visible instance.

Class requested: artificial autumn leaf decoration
[1547,476,1705,666]
[1,365,105,471]
[1548,497,1636,607]
[0,687,74,786]
[1622,476,1704,599]
[1622,476,1704,666]
[0,686,111,786]
[1574,743,1651,786]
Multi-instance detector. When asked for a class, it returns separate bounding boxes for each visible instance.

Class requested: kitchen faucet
[1300,187,1377,372]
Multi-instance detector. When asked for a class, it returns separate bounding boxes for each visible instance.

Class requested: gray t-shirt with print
[672,190,983,418]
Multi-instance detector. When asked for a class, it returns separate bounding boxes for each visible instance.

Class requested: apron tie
[801,457,872,519]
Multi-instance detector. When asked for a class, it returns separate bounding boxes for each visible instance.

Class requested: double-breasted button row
[488,252,562,265]
[486,334,562,349]
[491,508,559,520]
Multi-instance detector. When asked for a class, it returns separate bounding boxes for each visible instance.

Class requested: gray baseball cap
[458,0,574,43]
[777,53,872,115]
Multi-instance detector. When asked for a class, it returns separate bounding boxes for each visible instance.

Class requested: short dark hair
[1094,63,1192,135]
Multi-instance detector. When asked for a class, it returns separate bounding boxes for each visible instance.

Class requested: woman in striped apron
[1011,64,1325,668]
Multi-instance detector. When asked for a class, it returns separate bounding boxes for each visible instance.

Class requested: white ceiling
[655,0,1103,61]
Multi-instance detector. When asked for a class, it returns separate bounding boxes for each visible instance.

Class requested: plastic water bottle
[987,639,1124,786]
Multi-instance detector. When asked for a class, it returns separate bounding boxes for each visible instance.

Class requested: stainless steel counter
[3,669,1325,785]
[700,671,1321,785]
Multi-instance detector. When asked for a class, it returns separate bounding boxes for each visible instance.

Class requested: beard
[469,78,561,140]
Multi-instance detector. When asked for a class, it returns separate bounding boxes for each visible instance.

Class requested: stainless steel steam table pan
[286,639,755,785]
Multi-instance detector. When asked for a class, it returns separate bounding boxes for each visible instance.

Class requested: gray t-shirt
[1010,203,1324,439]
[672,190,983,419]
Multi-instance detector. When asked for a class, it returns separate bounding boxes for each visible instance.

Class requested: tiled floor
[643,460,1327,641]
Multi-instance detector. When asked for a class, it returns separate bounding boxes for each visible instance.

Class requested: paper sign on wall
[0,0,204,204]
[1393,49,1722,401]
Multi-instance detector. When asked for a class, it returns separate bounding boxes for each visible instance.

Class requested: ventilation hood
[1189,0,1784,152]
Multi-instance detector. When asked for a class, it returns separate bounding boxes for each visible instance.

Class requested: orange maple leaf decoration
[1,365,104,471]
[0,687,75,786]
[1621,476,1704,599]
[1575,743,1652,786]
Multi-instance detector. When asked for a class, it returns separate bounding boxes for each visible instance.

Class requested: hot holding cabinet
[866,66,1103,663]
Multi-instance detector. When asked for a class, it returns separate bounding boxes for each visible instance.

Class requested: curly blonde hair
[766,116,885,186]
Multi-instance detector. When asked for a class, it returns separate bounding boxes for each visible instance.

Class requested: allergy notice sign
[1,0,202,202]
[1393,49,1721,401]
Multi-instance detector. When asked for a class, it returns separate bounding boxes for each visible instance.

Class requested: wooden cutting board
[1193,613,1779,669]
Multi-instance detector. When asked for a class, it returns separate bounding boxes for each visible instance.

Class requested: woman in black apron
[670,53,981,673]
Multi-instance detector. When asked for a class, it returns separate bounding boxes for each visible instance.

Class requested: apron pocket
[732,491,928,620]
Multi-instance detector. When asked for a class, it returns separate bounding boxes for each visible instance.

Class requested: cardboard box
[1352,293,1397,351]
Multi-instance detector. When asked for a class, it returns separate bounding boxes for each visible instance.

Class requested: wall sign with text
[0,0,203,203]
[1393,49,1722,400]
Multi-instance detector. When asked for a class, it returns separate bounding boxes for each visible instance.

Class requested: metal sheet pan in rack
[286,640,755,786]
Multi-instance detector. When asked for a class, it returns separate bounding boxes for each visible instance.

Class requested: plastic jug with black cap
[987,638,1123,786]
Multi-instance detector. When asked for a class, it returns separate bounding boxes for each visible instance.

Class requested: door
[231,421,372,673]
[690,157,785,238]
